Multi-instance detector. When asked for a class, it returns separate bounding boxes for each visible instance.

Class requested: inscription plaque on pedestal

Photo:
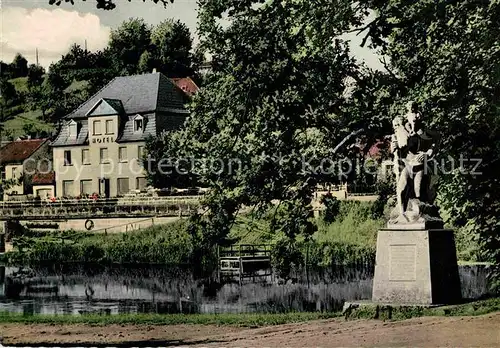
[389,244,416,281]
[371,102,461,305]
[372,229,461,305]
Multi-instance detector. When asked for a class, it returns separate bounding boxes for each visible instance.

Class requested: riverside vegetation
[4,200,381,270]
[3,199,483,275]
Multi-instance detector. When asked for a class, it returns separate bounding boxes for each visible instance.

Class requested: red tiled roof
[350,139,390,159]
[368,140,389,158]
[172,77,199,97]
[32,172,55,185]
[0,139,47,164]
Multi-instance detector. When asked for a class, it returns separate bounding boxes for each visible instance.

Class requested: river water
[0,264,493,315]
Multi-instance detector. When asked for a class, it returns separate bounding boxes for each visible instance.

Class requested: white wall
[3,164,24,200]
[54,114,147,198]
[20,216,179,233]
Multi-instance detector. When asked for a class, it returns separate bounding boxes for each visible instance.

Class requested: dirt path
[1,312,499,347]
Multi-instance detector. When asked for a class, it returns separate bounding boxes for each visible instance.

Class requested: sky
[0,0,383,70]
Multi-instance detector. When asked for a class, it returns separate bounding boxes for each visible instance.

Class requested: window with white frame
[136,177,147,191]
[119,147,127,162]
[64,150,72,166]
[68,120,77,138]
[63,180,74,197]
[93,120,102,135]
[137,145,144,160]
[105,120,114,134]
[134,115,144,132]
[80,180,92,195]
[82,149,90,165]
[117,178,129,195]
[100,148,109,163]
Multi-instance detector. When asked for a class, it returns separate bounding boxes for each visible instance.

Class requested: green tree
[109,18,152,75]
[27,64,45,89]
[0,78,18,105]
[84,48,118,95]
[320,194,341,224]
[0,78,18,122]
[361,0,500,286]
[150,19,193,77]
[0,78,18,143]
[28,64,45,88]
[138,50,155,74]
[40,44,114,123]
[26,64,49,120]
[11,53,28,78]
[145,130,198,190]
[149,0,370,252]
[0,61,13,79]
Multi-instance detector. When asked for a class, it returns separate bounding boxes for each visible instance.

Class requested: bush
[271,237,304,280]
[6,222,199,267]
[320,193,341,223]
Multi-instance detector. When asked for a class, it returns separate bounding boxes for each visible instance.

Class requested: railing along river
[0,196,202,219]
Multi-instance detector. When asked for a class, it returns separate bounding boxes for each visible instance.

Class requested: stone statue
[388,101,442,228]
[390,115,407,180]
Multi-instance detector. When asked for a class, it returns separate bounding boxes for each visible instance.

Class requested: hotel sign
[92,136,115,144]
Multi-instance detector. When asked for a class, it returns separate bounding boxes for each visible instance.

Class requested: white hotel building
[51,72,195,198]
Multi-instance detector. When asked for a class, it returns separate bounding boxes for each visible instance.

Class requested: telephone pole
[36,48,39,66]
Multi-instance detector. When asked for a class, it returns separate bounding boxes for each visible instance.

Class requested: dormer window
[68,120,77,139]
[134,114,144,133]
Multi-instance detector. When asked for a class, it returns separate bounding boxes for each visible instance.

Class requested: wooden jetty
[217,244,272,284]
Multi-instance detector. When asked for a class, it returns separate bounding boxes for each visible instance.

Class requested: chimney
[152,68,157,73]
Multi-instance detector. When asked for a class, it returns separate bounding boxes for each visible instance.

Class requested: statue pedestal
[372,228,461,305]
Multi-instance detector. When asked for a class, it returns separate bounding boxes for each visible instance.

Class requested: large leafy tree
[108,18,152,75]
[26,64,48,119]
[147,0,373,253]
[361,0,500,285]
[11,53,29,78]
[0,78,19,137]
[32,43,117,123]
[150,19,193,77]
[27,64,45,89]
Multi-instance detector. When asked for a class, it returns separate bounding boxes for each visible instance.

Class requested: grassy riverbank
[0,311,341,326]
[4,201,382,268]
[5,221,195,265]
[4,200,481,269]
[0,298,498,326]
[347,297,500,321]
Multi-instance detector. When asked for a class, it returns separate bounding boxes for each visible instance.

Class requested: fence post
[216,245,220,282]
[239,256,243,286]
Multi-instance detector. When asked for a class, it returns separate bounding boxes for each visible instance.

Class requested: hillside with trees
[0,17,202,142]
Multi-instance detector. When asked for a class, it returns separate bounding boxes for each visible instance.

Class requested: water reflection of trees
[0,264,494,315]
